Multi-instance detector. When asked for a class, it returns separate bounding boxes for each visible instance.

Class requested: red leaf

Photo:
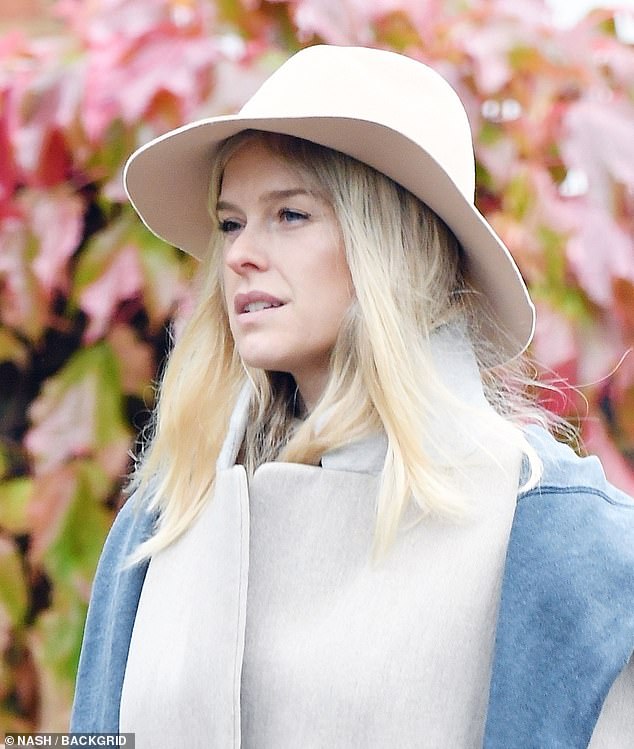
[0,89,18,211]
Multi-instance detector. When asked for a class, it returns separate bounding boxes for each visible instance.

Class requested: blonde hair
[129,130,546,562]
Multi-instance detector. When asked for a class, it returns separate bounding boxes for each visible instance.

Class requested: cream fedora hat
[124,44,534,360]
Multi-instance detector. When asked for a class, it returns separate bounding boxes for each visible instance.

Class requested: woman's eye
[279,208,309,223]
[219,219,241,233]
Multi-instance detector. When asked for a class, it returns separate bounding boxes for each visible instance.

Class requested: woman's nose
[224,225,269,275]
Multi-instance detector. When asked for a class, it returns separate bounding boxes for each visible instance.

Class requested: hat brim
[124,114,535,361]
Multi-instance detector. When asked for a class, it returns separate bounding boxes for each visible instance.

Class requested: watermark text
[3,734,134,748]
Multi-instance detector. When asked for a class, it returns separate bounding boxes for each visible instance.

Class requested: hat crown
[239,45,476,201]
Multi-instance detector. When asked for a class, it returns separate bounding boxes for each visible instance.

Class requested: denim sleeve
[485,427,634,748]
[70,495,155,731]
[589,656,634,747]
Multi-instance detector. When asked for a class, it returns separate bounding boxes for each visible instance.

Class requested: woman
[71,45,634,747]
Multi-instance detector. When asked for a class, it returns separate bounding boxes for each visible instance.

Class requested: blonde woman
[71,46,634,747]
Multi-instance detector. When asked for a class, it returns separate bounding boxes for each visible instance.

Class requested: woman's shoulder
[510,426,634,599]
[100,489,157,568]
[522,424,634,509]
[511,425,634,607]
[487,425,634,748]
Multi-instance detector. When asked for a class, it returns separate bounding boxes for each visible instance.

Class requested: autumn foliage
[1,0,633,730]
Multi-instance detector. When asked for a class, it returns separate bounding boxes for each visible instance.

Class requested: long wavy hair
[129,130,546,562]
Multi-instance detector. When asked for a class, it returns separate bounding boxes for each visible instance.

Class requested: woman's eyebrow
[216,188,311,212]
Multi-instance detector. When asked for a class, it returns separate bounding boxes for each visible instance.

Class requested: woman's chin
[238,349,291,374]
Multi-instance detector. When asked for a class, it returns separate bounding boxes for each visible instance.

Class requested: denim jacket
[70,425,634,747]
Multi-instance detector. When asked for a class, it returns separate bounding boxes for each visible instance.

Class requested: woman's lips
[234,291,285,315]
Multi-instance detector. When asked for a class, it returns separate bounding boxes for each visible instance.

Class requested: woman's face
[218,139,353,410]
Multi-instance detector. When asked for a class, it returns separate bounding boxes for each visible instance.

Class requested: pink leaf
[0,214,29,322]
[459,23,515,94]
[561,98,634,207]
[582,418,634,497]
[532,301,578,373]
[0,210,47,339]
[26,373,97,473]
[287,0,448,45]
[291,0,376,43]
[197,56,271,120]
[566,205,634,307]
[55,0,212,45]
[27,464,78,564]
[59,0,166,42]
[29,187,85,297]
[82,34,218,140]
[491,0,552,27]
[78,244,144,342]
[531,301,580,416]
[74,0,218,142]
[603,338,634,404]
[10,53,85,183]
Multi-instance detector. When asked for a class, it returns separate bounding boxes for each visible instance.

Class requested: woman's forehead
[218,136,329,202]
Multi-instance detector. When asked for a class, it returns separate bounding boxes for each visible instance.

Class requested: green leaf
[0,478,33,535]
[504,172,534,219]
[478,120,502,146]
[32,581,90,688]
[89,344,128,447]
[508,45,543,73]
[0,330,29,368]
[41,460,111,589]
[70,213,136,306]
[87,118,137,179]
[0,538,28,626]
[132,217,194,327]
[536,226,591,322]
[28,342,130,469]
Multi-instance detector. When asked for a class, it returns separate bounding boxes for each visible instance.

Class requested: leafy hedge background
[1,0,633,730]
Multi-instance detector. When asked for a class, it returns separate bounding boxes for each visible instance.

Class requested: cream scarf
[119,326,524,748]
